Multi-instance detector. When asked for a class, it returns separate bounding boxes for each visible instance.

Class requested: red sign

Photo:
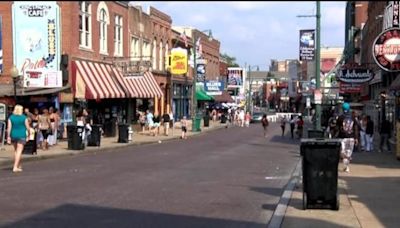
[339,83,361,94]
[373,28,400,72]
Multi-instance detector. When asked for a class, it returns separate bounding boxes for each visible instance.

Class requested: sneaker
[344,167,350,173]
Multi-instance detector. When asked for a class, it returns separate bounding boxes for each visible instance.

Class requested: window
[143,41,150,61]
[114,15,123,56]
[99,9,107,54]
[152,39,157,69]
[130,37,139,58]
[165,42,169,70]
[79,1,92,48]
[159,41,163,71]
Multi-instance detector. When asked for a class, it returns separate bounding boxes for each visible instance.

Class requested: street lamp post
[191,29,213,132]
[247,65,259,113]
[297,1,321,130]
[9,65,20,104]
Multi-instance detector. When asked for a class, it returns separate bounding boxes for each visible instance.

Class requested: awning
[72,60,125,99]
[196,87,214,101]
[112,68,163,98]
[213,90,234,103]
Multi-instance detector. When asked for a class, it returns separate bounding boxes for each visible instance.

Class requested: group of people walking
[279,115,304,139]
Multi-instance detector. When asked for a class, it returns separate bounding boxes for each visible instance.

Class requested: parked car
[250,112,264,123]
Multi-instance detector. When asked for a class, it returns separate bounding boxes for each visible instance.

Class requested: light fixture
[10,65,19,78]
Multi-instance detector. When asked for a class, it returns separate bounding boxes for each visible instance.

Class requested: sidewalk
[280,128,400,227]
[0,119,228,168]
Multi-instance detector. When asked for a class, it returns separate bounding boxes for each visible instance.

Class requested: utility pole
[315,1,321,130]
[297,1,322,130]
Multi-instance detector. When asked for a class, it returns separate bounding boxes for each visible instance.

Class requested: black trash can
[308,129,325,138]
[204,115,210,127]
[220,114,227,123]
[67,125,85,150]
[118,124,129,143]
[300,138,341,210]
[87,124,102,147]
[104,118,117,137]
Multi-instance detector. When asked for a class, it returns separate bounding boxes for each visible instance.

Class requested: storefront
[71,59,163,127]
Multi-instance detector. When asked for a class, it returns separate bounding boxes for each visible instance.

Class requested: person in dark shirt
[336,103,358,173]
[162,113,171,136]
[365,115,374,152]
[379,119,391,153]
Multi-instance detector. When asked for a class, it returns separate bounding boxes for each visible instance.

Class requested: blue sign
[204,80,224,95]
[12,2,60,75]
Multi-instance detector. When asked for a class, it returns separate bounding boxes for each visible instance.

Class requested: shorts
[41,129,50,139]
[181,126,187,133]
[164,123,170,129]
[11,138,27,145]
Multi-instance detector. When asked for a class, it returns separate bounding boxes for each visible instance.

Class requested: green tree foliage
[220,53,239,67]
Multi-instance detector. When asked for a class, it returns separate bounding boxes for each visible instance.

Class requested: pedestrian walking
[181,116,188,139]
[162,112,171,136]
[289,115,296,139]
[261,114,269,137]
[359,115,367,151]
[379,119,392,153]
[7,105,30,173]
[38,108,51,150]
[280,116,287,137]
[365,115,374,152]
[296,116,304,139]
[244,111,251,127]
[336,102,358,173]
[239,109,245,127]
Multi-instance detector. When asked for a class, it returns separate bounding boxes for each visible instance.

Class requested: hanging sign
[338,63,374,83]
[170,48,188,75]
[373,28,400,72]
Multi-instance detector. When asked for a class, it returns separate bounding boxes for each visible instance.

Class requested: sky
[132,1,346,71]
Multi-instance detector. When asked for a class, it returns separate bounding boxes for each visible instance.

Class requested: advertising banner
[227,67,244,88]
[12,2,61,86]
[373,28,400,72]
[204,80,224,95]
[170,48,188,75]
[339,82,362,94]
[196,62,206,82]
[299,29,315,61]
[338,63,374,83]
[24,70,62,88]
[0,16,2,74]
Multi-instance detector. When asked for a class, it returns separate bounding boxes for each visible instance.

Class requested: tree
[220,53,239,67]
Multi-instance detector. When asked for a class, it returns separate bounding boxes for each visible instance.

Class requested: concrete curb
[0,125,227,168]
[268,158,302,228]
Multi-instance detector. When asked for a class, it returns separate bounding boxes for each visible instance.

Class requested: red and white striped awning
[112,67,164,98]
[72,60,126,99]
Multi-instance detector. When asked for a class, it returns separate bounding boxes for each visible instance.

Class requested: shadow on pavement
[281,216,354,228]
[1,204,265,228]
[340,175,400,228]
[268,135,300,145]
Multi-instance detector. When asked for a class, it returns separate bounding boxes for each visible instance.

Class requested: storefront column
[154,97,159,116]
[161,96,165,116]
[127,98,133,124]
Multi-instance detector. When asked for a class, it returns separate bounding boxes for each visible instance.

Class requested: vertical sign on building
[299,29,315,61]
[383,1,400,30]
[12,2,61,85]
[0,16,2,74]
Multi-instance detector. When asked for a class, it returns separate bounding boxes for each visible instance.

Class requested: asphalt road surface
[0,123,300,228]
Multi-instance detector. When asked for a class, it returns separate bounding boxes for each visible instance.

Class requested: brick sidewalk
[280,123,400,228]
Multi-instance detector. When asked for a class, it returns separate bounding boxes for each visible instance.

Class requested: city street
[0,123,300,228]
